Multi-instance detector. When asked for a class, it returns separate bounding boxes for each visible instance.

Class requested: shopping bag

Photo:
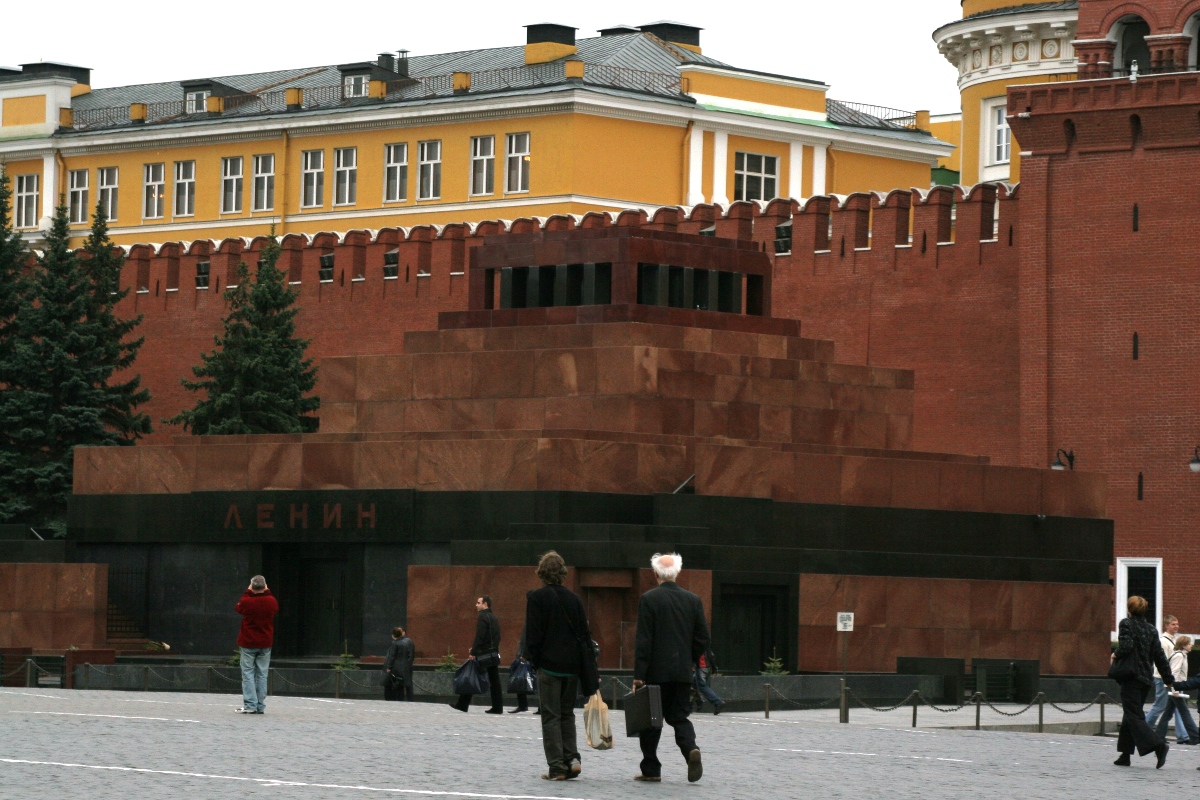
[583,692,614,750]
[452,659,489,695]
[508,658,536,694]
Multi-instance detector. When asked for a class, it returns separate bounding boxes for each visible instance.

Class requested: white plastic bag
[583,692,613,750]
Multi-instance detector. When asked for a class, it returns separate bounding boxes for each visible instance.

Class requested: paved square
[2,688,1199,799]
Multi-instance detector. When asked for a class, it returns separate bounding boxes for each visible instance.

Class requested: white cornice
[933,8,1077,46]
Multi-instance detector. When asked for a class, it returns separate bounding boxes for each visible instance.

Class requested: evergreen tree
[169,235,318,434]
[0,173,31,521]
[0,203,124,523]
[81,205,152,441]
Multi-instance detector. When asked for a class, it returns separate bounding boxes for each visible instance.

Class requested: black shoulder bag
[550,587,600,696]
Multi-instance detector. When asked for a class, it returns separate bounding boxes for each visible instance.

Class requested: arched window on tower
[1112,16,1151,76]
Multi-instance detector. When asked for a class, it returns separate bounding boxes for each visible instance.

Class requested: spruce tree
[169,235,319,434]
[0,203,122,523]
[81,205,152,441]
[0,173,31,521]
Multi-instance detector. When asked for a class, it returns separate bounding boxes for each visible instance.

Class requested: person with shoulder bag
[1111,595,1175,768]
[524,551,596,781]
[383,626,414,701]
[450,596,503,714]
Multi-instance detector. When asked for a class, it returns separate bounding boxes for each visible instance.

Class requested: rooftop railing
[827,100,917,130]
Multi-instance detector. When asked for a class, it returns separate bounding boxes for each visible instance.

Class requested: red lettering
[323,503,342,529]
[357,503,376,529]
[256,504,275,529]
[223,505,243,529]
[289,503,308,529]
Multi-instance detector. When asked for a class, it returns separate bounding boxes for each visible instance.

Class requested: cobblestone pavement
[3,688,1200,799]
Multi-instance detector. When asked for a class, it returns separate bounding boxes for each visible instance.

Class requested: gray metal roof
[961,1,1077,22]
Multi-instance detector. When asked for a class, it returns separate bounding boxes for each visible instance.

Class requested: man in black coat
[451,596,503,713]
[632,552,710,783]
[525,551,592,781]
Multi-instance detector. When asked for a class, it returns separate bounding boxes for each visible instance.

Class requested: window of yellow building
[98,167,118,221]
[144,163,166,220]
[506,133,530,194]
[734,152,777,203]
[302,151,324,208]
[221,157,243,214]
[334,148,357,206]
[174,161,195,217]
[343,75,368,99]
[68,170,89,224]
[418,140,441,200]
[471,136,495,196]
[253,155,275,212]
[384,144,407,202]
[15,175,39,229]
[185,90,209,114]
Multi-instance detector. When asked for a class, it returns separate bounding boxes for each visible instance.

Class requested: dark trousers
[515,692,529,711]
[538,670,580,775]
[1155,694,1199,742]
[639,682,698,778]
[1118,679,1165,756]
[454,661,502,711]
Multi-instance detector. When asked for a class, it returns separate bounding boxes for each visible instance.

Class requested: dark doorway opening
[717,585,790,674]
[1127,566,1158,625]
[301,560,348,656]
[262,544,363,658]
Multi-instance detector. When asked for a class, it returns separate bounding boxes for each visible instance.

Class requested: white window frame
[992,104,1011,165]
[334,147,357,206]
[980,97,1012,182]
[143,163,166,220]
[505,132,530,194]
[1115,557,1164,637]
[68,169,89,225]
[302,150,324,208]
[343,75,368,98]
[418,140,441,200]
[14,174,38,229]
[384,143,408,202]
[98,167,118,221]
[734,151,778,203]
[253,154,275,212]
[470,135,495,196]
[174,160,195,217]
[185,90,210,114]
[221,156,243,214]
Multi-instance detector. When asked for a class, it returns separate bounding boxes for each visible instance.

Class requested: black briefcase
[623,685,663,737]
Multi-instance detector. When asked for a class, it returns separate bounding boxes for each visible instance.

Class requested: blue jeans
[1146,679,1171,727]
[240,647,271,712]
[693,668,723,708]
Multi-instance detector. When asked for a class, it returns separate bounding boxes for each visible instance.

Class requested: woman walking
[1112,596,1176,767]
[383,626,415,701]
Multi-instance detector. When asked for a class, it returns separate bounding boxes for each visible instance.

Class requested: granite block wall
[0,563,108,649]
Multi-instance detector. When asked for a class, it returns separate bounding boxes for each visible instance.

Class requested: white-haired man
[632,553,711,783]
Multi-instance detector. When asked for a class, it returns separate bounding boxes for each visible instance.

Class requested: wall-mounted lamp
[1189,446,1200,473]
[1051,449,1075,471]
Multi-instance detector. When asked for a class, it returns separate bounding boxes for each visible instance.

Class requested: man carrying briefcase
[631,552,710,783]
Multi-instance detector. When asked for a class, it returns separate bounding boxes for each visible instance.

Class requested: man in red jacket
[235,575,279,714]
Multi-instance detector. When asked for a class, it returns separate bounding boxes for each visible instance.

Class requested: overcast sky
[5,1,964,114]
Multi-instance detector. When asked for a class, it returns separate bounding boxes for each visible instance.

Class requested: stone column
[712,130,729,206]
[687,125,705,206]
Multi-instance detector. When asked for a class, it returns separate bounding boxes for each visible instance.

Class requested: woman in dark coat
[1113,595,1175,767]
[383,626,415,701]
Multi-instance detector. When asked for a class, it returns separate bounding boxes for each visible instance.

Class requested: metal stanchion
[25,659,35,688]
[335,670,342,699]
[764,684,770,719]
[911,691,918,728]
[974,692,982,730]
[1099,693,1106,735]
[1037,692,1044,733]
[839,678,849,724]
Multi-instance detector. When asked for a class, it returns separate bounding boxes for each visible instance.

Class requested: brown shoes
[541,773,568,781]
[687,749,703,782]
[634,774,661,782]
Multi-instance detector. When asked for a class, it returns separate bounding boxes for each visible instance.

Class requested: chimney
[396,49,410,77]
[524,23,578,64]
[638,21,703,53]
[377,52,395,72]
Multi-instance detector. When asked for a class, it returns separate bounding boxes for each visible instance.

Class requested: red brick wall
[799,574,1111,675]
[0,563,108,650]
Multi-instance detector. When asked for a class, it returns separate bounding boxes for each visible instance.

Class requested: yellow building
[0,22,950,246]
[933,1,1078,185]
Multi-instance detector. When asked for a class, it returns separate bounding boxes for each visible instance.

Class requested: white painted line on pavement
[11,711,200,723]
[773,748,973,764]
[0,690,66,700]
[0,759,596,799]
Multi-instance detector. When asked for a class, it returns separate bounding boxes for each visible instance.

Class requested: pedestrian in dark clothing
[525,550,593,781]
[632,553,710,784]
[1113,595,1175,768]
[1158,635,1199,744]
[510,625,532,713]
[692,647,724,714]
[234,575,279,715]
[451,596,503,714]
[383,626,415,701]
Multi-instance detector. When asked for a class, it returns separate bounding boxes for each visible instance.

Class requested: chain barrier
[269,671,339,690]
[1047,694,1110,714]
[1,663,31,680]
[982,697,1041,717]
[920,695,969,713]
[768,684,843,710]
[848,688,918,713]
